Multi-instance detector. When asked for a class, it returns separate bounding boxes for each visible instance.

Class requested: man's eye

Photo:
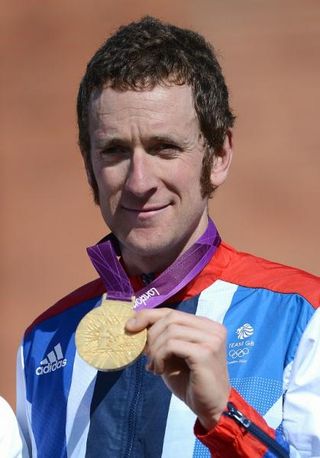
[161,143,178,150]
[153,144,181,156]
[101,146,128,156]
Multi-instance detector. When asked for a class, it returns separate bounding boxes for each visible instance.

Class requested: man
[17,16,319,457]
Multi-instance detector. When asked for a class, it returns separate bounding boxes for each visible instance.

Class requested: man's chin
[119,233,178,269]
[122,239,166,258]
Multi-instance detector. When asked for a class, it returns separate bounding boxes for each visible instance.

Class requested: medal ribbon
[87,218,221,311]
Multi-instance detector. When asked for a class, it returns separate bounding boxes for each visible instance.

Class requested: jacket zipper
[224,402,289,458]
[124,357,144,457]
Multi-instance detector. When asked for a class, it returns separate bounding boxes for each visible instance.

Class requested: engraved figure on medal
[75,294,147,371]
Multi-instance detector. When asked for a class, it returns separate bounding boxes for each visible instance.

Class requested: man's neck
[121,247,183,276]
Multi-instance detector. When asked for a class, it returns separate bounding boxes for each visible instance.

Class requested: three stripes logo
[35,343,67,376]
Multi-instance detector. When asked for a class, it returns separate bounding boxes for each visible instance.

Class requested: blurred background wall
[1,0,319,407]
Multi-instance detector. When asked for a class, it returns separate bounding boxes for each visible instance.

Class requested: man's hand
[126,308,230,431]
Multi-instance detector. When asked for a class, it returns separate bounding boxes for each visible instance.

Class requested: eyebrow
[93,137,129,149]
[147,135,180,145]
[93,134,182,149]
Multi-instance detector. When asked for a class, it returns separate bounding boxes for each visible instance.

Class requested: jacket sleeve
[16,343,32,457]
[283,307,320,456]
[195,388,287,457]
[195,308,320,457]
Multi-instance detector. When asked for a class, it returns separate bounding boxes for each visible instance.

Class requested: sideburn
[200,146,215,198]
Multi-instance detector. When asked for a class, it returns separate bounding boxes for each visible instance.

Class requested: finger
[147,322,225,360]
[147,337,226,376]
[146,318,227,376]
[125,307,177,332]
[126,307,222,334]
[145,311,225,349]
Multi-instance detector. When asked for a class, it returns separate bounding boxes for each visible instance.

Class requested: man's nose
[124,149,158,197]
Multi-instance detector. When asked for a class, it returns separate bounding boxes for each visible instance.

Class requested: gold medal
[75,295,147,371]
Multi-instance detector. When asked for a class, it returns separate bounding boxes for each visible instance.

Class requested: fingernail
[126,317,136,327]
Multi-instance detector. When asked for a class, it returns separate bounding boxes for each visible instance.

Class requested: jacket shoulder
[24,278,105,336]
[219,242,320,308]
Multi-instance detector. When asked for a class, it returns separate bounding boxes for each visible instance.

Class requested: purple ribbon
[87,218,221,311]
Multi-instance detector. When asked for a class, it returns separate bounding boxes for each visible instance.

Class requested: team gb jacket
[17,241,320,457]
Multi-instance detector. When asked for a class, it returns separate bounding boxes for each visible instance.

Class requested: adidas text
[36,359,67,376]
[35,343,67,376]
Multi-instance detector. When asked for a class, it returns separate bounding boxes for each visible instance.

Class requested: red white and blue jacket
[17,241,320,457]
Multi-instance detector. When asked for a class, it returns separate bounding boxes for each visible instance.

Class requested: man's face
[89,85,221,273]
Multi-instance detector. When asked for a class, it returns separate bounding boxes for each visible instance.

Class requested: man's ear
[83,156,100,205]
[210,129,233,187]
[83,153,95,187]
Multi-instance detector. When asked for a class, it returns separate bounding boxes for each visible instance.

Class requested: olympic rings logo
[229,348,249,359]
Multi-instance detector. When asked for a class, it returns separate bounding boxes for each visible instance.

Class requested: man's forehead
[88,84,201,145]
[89,84,195,116]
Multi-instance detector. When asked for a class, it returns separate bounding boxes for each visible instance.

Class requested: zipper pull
[225,402,251,429]
[224,402,289,457]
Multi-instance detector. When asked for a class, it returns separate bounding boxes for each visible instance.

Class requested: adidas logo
[35,343,67,376]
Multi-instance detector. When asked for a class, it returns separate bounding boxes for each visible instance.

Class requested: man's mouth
[122,204,170,215]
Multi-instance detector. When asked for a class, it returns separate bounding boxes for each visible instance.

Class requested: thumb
[125,308,169,332]
[125,313,145,332]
